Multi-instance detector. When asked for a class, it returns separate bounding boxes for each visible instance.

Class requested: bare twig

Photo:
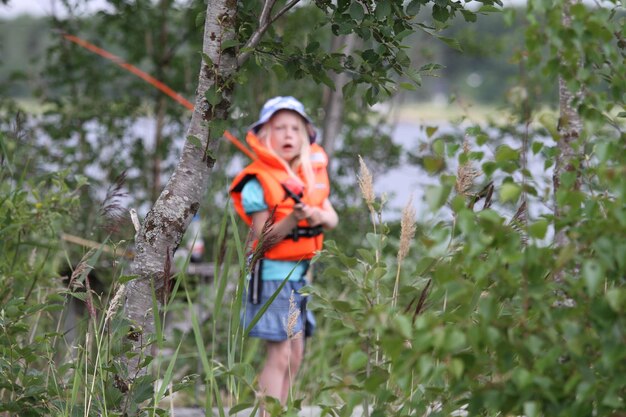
[61,233,133,258]
[237,0,301,67]
[129,209,140,232]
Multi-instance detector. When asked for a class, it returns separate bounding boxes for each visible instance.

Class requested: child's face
[268,110,304,163]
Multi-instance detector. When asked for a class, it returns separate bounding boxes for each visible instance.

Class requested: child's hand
[294,204,325,226]
[292,203,309,222]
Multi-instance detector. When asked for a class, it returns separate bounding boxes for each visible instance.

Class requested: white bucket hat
[250,96,317,143]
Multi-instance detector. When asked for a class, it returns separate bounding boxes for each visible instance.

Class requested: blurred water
[375,121,554,227]
[32,115,555,241]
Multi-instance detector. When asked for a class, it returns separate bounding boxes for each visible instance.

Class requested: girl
[230,96,338,406]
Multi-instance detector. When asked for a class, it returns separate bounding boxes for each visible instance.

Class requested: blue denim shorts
[242,279,316,342]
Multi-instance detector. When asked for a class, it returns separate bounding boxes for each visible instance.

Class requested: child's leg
[259,338,305,404]
[280,337,305,403]
[259,340,291,402]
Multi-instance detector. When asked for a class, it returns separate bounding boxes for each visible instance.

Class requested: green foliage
[0,120,79,414]
[526,0,626,125]
[0,114,199,416]
[305,125,626,416]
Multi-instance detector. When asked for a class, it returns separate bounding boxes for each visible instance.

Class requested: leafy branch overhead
[232,0,504,105]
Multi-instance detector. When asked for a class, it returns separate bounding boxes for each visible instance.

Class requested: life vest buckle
[286,226,323,241]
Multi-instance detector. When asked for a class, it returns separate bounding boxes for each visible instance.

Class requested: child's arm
[297,198,338,230]
[249,198,337,244]
[249,208,307,242]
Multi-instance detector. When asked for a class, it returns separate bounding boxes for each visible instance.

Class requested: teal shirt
[241,178,309,281]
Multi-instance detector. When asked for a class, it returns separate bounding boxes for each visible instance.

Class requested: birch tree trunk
[553,0,583,282]
[123,0,237,377]
[321,34,358,157]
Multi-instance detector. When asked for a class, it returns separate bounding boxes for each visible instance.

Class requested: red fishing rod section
[61,33,256,161]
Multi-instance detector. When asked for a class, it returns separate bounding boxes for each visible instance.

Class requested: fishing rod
[61,33,256,160]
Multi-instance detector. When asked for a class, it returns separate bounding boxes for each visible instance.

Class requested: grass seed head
[358,155,375,211]
[284,290,302,340]
[455,137,480,196]
[398,195,417,264]
[105,284,126,323]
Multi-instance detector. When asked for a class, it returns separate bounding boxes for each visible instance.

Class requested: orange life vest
[230,132,330,261]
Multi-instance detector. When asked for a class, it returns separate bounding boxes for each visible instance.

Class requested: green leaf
[187,135,202,150]
[436,35,462,51]
[595,142,611,162]
[315,71,336,89]
[392,315,412,339]
[457,209,474,234]
[461,10,477,23]
[477,209,503,225]
[419,63,445,73]
[406,0,421,15]
[342,80,357,98]
[528,219,548,239]
[532,141,544,155]
[432,5,450,22]
[356,248,376,265]
[155,340,183,401]
[426,126,439,138]
[476,134,488,146]
[606,288,624,313]
[426,184,452,210]
[271,64,288,80]
[396,29,413,41]
[583,260,603,296]
[602,391,624,408]
[229,403,254,415]
[538,113,559,139]
[118,274,139,284]
[399,82,416,91]
[200,52,213,67]
[68,292,87,301]
[331,300,354,312]
[423,156,445,174]
[560,171,578,189]
[499,183,521,203]
[204,87,221,105]
[366,233,385,252]
[375,0,391,20]
[495,145,519,163]
[451,195,466,213]
[432,138,445,156]
[228,363,256,386]
[131,375,155,404]
[405,67,422,86]
[306,41,320,53]
[347,350,368,371]
[195,11,206,27]
[479,5,503,13]
[349,3,364,20]
[414,257,436,275]
[450,358,464,379]
[513,368,533,389]
[221,39,238,51]
[364,368,389,392]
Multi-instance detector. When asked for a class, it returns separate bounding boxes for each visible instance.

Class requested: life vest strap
[286,226,323,241]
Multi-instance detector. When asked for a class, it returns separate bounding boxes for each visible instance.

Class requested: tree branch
[237,0,301,67]
[258,0,276,27]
